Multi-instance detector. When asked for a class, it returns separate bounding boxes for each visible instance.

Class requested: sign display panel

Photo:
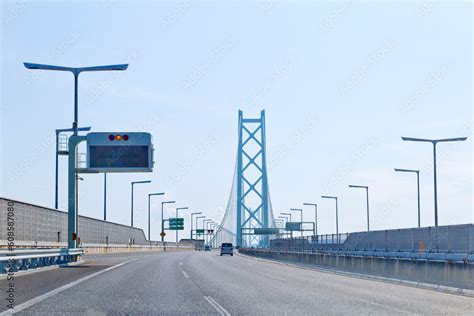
[253,228,280,235]
[169,218,184,230]
[86,132,153,172]
[285,222,302,231]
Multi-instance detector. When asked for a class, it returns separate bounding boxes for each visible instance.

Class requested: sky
[1,0,472,242]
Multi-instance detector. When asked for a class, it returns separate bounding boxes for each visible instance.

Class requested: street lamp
[55,126,91,210]
[196,216,205,239]
[24,62,128,136]
[274,218,283,227]
[303,203,318,237]
[175,207,189,244]
[161,201,176,242]
[395,168,421,227]
[25,62,128,250]
[281,212,292,237]
[321,195,339,242]
[191,212,202,240]
[348,185,370,231]
[131,180,152,226]
[148,193,165,240]
[278,216,289,237]
[401,136,468,226]
[207,220,215,245]
[203,219,212,244]
[290,208,303,237]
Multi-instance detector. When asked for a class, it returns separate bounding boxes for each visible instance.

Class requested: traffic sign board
[169,226,184,231]
[253,228,280,235]
[285,222,302,231]
[169,217,184,230]
[160,232,166,237]
[86,132,154,173]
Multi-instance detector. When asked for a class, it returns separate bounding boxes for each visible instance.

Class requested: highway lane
[3,250,473,315]
[0,252,149,313]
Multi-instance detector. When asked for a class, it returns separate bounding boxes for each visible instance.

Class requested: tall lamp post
[196,216,205,240]
[203,219,212,245]
[161,201,176,242]
[274,218,284,228]
[348,185,370,231]
[24,62,128,250]
[131,180,152,226]
[395,168,421,227]
[191,212,202,240]
[148,193,165,240]
[402,136,467,226]
[24,62,128,136]
[176,207,189,244]
[207,221,215,245]
[55,126,91,210]
[278,215,289,237]
[290,208,303,237]
[303,203,318,237]
[281,212,292,238]
[321,195,339,243]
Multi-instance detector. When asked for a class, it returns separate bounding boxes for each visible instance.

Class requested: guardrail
[0,248,83,274]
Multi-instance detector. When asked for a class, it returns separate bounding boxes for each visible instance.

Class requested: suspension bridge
[210,110,278,248]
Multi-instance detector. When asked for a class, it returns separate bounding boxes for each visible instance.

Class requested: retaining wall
[0,198,156,246]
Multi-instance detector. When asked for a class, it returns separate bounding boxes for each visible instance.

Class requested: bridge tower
[236,110,271,247]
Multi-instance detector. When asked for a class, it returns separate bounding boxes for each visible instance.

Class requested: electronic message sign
[87,132,153,172]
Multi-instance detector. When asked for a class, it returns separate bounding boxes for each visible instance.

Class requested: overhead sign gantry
[68,131,154,249]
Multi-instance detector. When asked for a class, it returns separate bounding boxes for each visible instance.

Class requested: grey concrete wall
[0,198,155,246]
[240,249,474,290]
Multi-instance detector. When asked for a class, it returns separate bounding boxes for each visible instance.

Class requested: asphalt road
[1,251,473,315]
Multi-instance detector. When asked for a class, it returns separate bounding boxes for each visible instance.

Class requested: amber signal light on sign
[108,134,129,141]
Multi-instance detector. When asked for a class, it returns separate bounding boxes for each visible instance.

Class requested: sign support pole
[68,135,86,249]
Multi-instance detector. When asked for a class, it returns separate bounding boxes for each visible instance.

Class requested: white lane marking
[203,296,231,316]
[260,272,286,282]
[182,270,190,278]
[0,257,143,316]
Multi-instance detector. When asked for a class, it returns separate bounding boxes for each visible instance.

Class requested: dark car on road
[220,243,234,256]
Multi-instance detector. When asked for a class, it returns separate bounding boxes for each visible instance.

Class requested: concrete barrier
[240,249,474,290]
[82,245,192,254]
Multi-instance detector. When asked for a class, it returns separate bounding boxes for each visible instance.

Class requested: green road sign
[285,222,302,231]
[253,228,280,235]
[169,226,184,231]
[196,229,205,235]
[168,217,184,230]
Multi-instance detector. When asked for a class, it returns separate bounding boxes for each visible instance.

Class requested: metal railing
[0,248,83,274]
[268,225,474,263]
[270,233,349,252]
